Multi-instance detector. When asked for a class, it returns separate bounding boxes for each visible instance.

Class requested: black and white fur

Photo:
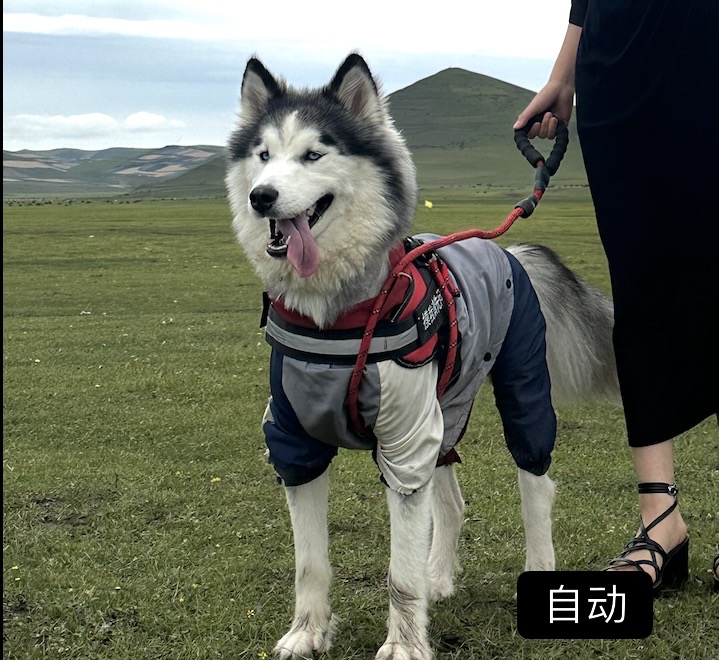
[226,54,618,660]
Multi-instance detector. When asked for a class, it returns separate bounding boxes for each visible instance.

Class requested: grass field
[3,193,718,660]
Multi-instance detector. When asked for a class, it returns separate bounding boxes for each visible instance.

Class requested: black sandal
[605,482,689,594]
[713,550,719,592]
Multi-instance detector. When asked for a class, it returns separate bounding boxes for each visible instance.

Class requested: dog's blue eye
[305,151,323,162]
[259,151,270,161]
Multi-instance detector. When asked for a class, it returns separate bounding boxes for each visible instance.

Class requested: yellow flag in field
[424,200,433,209]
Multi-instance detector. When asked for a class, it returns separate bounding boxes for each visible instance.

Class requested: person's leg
[607,440,688,585]
[577,0,717,591]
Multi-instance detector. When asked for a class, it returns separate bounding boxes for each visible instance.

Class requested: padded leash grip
[513,112,569,176]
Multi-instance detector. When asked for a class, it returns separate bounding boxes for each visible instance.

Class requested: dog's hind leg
[518,469,556,571]
[376,483,433,660]
[274,469,335,659]
[428,464,465,602]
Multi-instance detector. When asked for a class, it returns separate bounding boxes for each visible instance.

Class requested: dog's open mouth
[266,194,333,278]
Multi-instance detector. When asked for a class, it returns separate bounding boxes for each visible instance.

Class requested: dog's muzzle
[264,194,334,258]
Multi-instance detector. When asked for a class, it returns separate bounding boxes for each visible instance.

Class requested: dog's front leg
[518,469,556,571]
[376,484,433,660]
[428,464,465,601]
[274,469,335,659]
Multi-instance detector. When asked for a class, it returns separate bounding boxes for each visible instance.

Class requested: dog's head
[226,54,417,323]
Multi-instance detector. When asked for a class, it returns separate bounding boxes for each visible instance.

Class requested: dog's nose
[249,185,279,215]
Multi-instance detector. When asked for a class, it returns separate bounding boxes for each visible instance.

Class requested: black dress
[571,0,719,445]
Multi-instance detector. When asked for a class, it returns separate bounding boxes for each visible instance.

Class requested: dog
[226,53,619,660]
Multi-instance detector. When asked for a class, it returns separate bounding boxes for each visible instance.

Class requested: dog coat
[262,235,556,494]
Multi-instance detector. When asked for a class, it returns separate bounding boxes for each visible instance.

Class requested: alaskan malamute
[226,53,618,660]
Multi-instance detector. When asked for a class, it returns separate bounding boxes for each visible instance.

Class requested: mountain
[387,68,587,188]
[126,152,227,199]
[3,68,587,199]
[3,145,224,198]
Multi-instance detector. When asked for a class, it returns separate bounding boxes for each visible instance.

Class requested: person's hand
[514,23,581,139]
[516,111,560,140]
[513,81,575,139]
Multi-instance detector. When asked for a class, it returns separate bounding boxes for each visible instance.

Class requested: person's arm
[513,23,582,138]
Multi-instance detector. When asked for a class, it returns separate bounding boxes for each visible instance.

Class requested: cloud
[3,3,569,60]
[2,1,569,149]
[3,111,187,151]
[3,12,211,40]
[124,112,184,131]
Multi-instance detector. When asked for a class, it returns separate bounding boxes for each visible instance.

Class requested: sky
[3,1,570,152]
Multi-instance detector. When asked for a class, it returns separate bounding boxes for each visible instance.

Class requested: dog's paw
[524,553,555,572]
[375,642,432,660]
[273,615,336,659]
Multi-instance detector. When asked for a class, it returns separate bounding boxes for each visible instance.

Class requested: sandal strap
[638,482,678,496]
[606,536,666,574]
[606,556,660,572]
[605,482,680,580]
[637,482,679,534]
[623,535,667,561]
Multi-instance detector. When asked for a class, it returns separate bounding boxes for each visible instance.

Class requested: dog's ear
[239,57,284,123]
[329,53,386,123]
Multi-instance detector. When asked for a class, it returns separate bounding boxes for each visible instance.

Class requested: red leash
[347,196,530,437]
[347,115,569,437]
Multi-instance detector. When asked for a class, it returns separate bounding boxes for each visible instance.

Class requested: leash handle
[513,112,569,176]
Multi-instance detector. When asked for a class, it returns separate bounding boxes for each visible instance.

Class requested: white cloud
[2,1,570,149]
[124,112,184,131]
[3,112,187,151]
[3,2,569,60]
[3,13,207,39]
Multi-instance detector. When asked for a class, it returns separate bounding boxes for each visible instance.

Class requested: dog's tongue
[276,214,320,278]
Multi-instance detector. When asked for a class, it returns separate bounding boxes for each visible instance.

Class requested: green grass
[4,194,718,660]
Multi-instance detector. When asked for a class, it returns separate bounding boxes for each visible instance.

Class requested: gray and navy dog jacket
[262,235,556,494]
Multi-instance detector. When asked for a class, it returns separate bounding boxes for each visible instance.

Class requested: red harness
[268,241,454,367]
[267,239,461,444]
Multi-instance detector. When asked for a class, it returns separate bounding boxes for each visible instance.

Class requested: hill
[3,68,587,199]
[3,145,224,198]
[126,153,227,199]
[387,68,587,188]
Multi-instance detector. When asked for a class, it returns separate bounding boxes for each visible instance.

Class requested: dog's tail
[507,244,620,403]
